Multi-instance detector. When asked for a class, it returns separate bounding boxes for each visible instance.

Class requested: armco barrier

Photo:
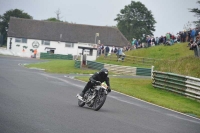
[87,61,104,70]
[152,71,200,100]
[86,61,151,76]
[40,53,73,60]
[136,67,151,76]
[104,64,137,75]
[74,60,152,76]
[74,60,81,68]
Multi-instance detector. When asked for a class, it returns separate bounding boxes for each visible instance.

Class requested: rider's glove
[95,81,101,85]
[107,86,111,92]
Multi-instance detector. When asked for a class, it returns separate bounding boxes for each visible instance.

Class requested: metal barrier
[74,59,152,76]
[104,64,137,75]
[40,53,73,60]
[74,60,81,68]
[152,71,200,100]
[86,61,152,76]
[137,67,152,76]
[87,61,104,70]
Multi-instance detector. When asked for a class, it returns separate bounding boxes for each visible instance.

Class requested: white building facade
[7,37,97,61]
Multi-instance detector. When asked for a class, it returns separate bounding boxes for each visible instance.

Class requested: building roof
[8,17,129,47]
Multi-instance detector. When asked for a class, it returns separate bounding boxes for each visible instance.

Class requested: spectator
[134,39,138,49]
[111,46,115,53]
[163,36,166,44]
[190,28,196,42]
[166,33,170,41]
[105,46,110,57]
[131,38,136,49]
[155,37,159,45]
[101,44,104,54]
[114,47,118,53]
[151,37,155,46]
[195,37,200,57]
[160,36,164,44]
[183,31,187,42]
[138,39,141,48]
[33,49,37,58]
[147,36,151,47]
[116,48,125,61]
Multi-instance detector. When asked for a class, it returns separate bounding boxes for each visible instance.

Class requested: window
[42,40,50,45]
[65,43,74,48]
[15,38,27,43]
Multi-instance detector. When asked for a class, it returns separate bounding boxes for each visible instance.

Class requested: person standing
[190,28,196,42]
[105,46,110,57]
[132,38,135,49]
[34,49,37,58]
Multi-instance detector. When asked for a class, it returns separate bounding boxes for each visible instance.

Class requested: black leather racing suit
[82,72,110,94]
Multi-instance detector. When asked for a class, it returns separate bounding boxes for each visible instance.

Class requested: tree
[114,1,156,42]
[189,1,200,26]
[55,9,62,21]
[0,9,32,45]
[45,17,62,22]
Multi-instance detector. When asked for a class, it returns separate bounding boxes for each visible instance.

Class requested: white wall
[6,37,97,60]
[86,50,97,61]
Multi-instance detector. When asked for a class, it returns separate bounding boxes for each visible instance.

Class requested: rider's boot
[79,92,85,99]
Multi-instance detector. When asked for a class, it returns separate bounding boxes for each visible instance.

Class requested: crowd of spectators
[97,27,200,58]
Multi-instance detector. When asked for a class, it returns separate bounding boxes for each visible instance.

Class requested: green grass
[25,60,97,74]
[76,77,200,118]
[97,43,200,78]
[154,56,200,77]
[125,43,193,59]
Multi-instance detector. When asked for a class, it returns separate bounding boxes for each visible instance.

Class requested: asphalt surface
[0,56,200,133]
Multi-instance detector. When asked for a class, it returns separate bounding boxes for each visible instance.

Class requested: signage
[32,41,40,48]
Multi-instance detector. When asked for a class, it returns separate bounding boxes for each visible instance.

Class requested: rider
[79,68,111,98]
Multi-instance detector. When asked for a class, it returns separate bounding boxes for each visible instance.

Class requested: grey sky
[0,0,199,37]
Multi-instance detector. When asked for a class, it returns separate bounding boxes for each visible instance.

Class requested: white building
[7,17,129,61]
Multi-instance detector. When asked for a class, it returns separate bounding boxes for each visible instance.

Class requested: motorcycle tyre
[78,99,85,107]
[93,92,107,111]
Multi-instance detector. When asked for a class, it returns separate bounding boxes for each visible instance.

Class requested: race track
[0,56,199,133]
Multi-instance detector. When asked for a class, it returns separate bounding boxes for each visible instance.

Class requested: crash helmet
[99,68,109,78]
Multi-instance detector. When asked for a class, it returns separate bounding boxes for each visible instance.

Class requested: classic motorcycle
[76,82,108,111]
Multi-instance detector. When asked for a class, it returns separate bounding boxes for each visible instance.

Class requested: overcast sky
[0,0,199,37]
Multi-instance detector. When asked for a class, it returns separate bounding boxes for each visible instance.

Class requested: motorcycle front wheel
[93,92,107,111]
[78,99,85,107]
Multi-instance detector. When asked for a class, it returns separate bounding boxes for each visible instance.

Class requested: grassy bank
[76,76,200,118]
[96,43,200,78]
[125,43,193,59]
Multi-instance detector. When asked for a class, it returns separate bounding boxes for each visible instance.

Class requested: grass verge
[76,76,200,118]
[25,60,97,74]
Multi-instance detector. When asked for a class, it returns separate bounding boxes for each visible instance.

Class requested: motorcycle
[76,82,108,111]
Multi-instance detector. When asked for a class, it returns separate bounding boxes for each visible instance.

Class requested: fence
[74,60,152,76]
[40,53,73,60]
[87,61,104,70]
[74,60,81,68]
[152,71,200,100]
